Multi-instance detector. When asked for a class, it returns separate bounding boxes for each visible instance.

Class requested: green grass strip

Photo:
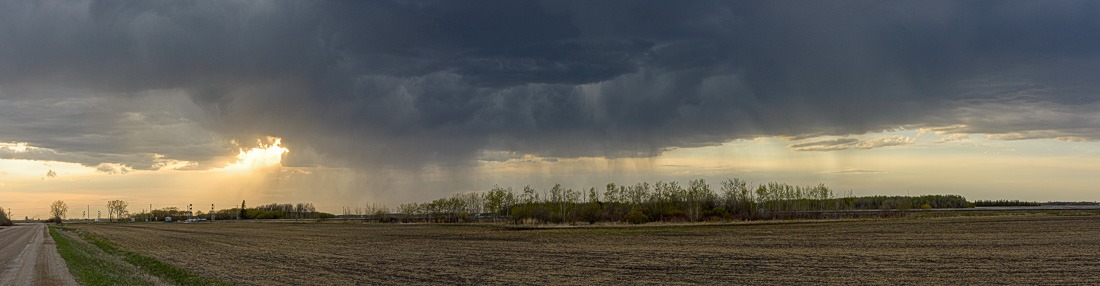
[50,225,231,286]
[49,226,151,286]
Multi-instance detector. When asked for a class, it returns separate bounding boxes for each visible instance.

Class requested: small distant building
[165,216,173,222]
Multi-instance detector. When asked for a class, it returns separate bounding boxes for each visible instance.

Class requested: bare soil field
[68,215,1100,285]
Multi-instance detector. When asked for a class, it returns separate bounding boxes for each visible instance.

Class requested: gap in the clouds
[219,137,289,172]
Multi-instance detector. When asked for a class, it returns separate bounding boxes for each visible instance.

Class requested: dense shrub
[579,203,602,224]
[0,206,13,226]
[625,210,649,224]
[701,207,727,221]
[246,209,285,219]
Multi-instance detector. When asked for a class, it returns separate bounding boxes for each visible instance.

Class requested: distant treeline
[1042,201,1100,206]
[231,202,335,220]
[136,202,335,221]
[383,179,974,224]
[851,195,974,209]
[973,200,1041,207]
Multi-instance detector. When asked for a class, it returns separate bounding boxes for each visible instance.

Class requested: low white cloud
[95,163,131,174]
[0,142,187,172]
[934,133,970,143]
[985,131,1065,141]
[917,125,967,136]
[1054,136,1088,142]
[856,136,916,149]
[982,132,1091,142]
[788,138,860,151]
[789,136,915,151]
[287,168,313,175]
[477,151,564,166]
[477,150,524,162]
[0,142,29,153]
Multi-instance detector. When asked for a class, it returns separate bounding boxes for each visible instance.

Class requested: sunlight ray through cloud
[221,138,289,172]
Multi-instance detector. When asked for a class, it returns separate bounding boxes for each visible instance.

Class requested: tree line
[36,178,995,225]
[972,200,1041,207]
[43,199,336,223]
[227,202,334,220]
[385,178,974,224]
[143,201,336,221]
[1043,201,1100,206]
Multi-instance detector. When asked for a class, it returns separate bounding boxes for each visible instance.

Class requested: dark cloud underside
[1,0,1098,169]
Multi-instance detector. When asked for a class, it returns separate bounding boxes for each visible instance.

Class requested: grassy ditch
[48,225,229,286]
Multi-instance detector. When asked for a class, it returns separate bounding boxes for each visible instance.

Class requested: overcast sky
[2,1,1099,218]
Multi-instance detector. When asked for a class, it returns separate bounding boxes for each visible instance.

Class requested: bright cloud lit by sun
[221,137,289,171]
[0,142,30,153]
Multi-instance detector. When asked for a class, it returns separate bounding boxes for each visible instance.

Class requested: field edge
[49,225,230,286]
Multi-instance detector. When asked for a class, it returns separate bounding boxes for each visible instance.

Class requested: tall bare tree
[50,200,68,224]
[106,200,128,222]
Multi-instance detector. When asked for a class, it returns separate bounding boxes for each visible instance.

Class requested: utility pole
[211,204,215,221]
[87,205,90,222]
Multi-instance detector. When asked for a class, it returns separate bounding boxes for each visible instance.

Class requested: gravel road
[0,224,76,286]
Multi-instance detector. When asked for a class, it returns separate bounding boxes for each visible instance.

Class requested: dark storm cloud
[1,0,1099,170]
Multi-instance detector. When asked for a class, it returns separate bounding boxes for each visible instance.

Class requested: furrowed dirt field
[68,215,1100,285]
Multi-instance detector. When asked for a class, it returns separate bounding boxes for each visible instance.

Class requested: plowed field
[69,215,1100,285]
